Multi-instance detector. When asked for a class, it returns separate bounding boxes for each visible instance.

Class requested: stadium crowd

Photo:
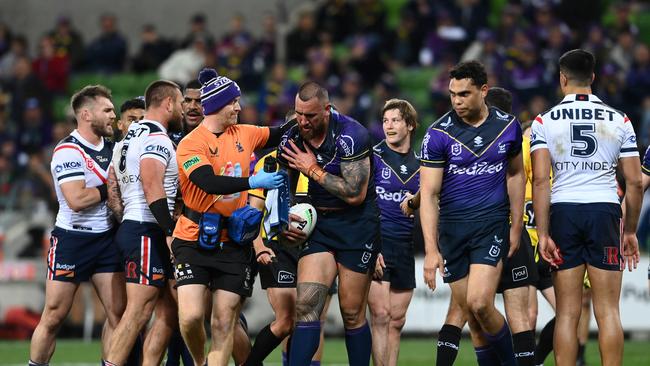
[0,0,650,365]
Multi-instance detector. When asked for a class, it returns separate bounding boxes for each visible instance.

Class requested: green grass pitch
[0,338,648,365]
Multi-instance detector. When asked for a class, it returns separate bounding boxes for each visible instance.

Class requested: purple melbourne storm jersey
[373,140,419,240]
[278,109,377,208]
[420,106,522,222]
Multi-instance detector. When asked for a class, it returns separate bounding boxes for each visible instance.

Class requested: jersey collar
[141,119,168,134]
[561,94,602,103]
[71,129,104,151]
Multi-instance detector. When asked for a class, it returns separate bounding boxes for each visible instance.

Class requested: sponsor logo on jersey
[495,110,510,120]
[145,144,172,158]
[235,141,244,153]
[209,146,219,156]
[339,134,355,157]
[498,143,507,154]
[376,186,410,202]
[447,162,504,176]
[243,266,251,290]
[277,270,295,284]
[381,167,391,179]
[400,165,408,174]
[316,154,323,163]
[182,156,201,171]
[55,161,84,173]
[474,136,483,147]
[440,117,453,129]
[361,251,371,264]
[603,246,620,265]
[512,266,528,281]
[488,244,501,258]
[421,133,431,160]
[451,143,462,157]
[55,263,76,271]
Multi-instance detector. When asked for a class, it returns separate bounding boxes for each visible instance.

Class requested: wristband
[308,164,325,182]
[97,184,108,202]
[256,250,272,259]
[407,199,415,209]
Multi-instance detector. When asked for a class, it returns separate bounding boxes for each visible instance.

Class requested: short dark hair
[381,98,418,135]
[70,85,112,114]
[184,79,202,92]
[144,80,181,109]
[297,81,329,103]
[486,87,512,113]
[449,61,488,87]
[559,49,595,86]
[120,97,145,114]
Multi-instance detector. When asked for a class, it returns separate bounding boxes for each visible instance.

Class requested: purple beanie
[197,68,241,115]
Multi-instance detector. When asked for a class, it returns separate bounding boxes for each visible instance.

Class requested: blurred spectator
[638,96,650,147]
[0,152,16,209]
[595,63,624,107]
[366,73,399,142]
[286,10,319,65]
[257,63,297,125]
[421,8,468,65]
[607,2,639,38]
[403,0,437,40]
[0,35,28,82]
[508,45,548,106]
[609,30,636,79]
[386,9,423,67]
[86,14,127,73]
[158,36,208,85]
[494,4,524,45]
[446,0,489,40]
[0,95,15,146]
[531,3,570,48]
[218,13,253,57]
[49,17,84,71]
[253,12,278,69]
[17,98,51,155]
[331,71,372,124]
[581,25,611,89]
[6,56,48,125]
[181,13,215,50]
[461,29,503,77]
[316,0,356,43]
[132,24,175,73]
[346,34,387,87]
[305,48,340,92]
[540,26,569,83]
[32,35,69,94]
[624,43,650,115]
[355,0,387,38]
[44,121,74,162]
[216,14,260,90]
[0,23,11,58]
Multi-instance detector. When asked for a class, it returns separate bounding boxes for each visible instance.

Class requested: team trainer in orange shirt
[172,68,294,366]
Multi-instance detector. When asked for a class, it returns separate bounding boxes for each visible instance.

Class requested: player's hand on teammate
[423,251,444,291]
[538,234,562,269]
[373,253,386,280]
[622,231,640,271]
[400,192,415,218]
[281,140,317,175]
[507,226,521,258]
[280,213,309,245]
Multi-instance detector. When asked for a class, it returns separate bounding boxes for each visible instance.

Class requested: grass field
[1,338,648,365]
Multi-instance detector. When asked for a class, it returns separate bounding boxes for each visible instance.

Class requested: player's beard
[299,119,326,141]
[90,117,113,138]
[168,107,184,133]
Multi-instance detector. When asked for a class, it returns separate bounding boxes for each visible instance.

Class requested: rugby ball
[289,203,317,237]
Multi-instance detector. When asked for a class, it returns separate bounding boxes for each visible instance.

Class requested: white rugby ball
[289,203,317,237]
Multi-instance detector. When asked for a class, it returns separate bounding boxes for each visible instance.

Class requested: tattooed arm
[107,165,124,222]
[281,139,370,206]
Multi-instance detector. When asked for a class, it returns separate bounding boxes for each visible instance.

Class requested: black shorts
[302,205,381,274]
[171,238,255,297]
[550,203,622,271]
[378,237,415,290]
[534,257,553,290]
[439,218,510,283]
[498,228,539,293]
[259,241,299,289]
[115,220,172,287]
[47,227,121,283]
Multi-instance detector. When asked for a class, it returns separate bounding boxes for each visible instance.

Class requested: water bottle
[264,156,277,173]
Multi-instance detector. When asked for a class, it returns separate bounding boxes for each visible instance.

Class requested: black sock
[512,330,535,366]
[436,324,462,366]
[534,317,555,365]
[244,323,284,366]
[577,343,586,362]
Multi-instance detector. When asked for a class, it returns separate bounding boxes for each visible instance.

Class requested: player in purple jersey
[367,99,419,366]
[420,61,525,366]
[279,81,380,366]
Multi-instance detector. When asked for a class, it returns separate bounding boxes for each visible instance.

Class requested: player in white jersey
[105,81,183,366]
[530,49,642,366]
[29,85,126,366]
